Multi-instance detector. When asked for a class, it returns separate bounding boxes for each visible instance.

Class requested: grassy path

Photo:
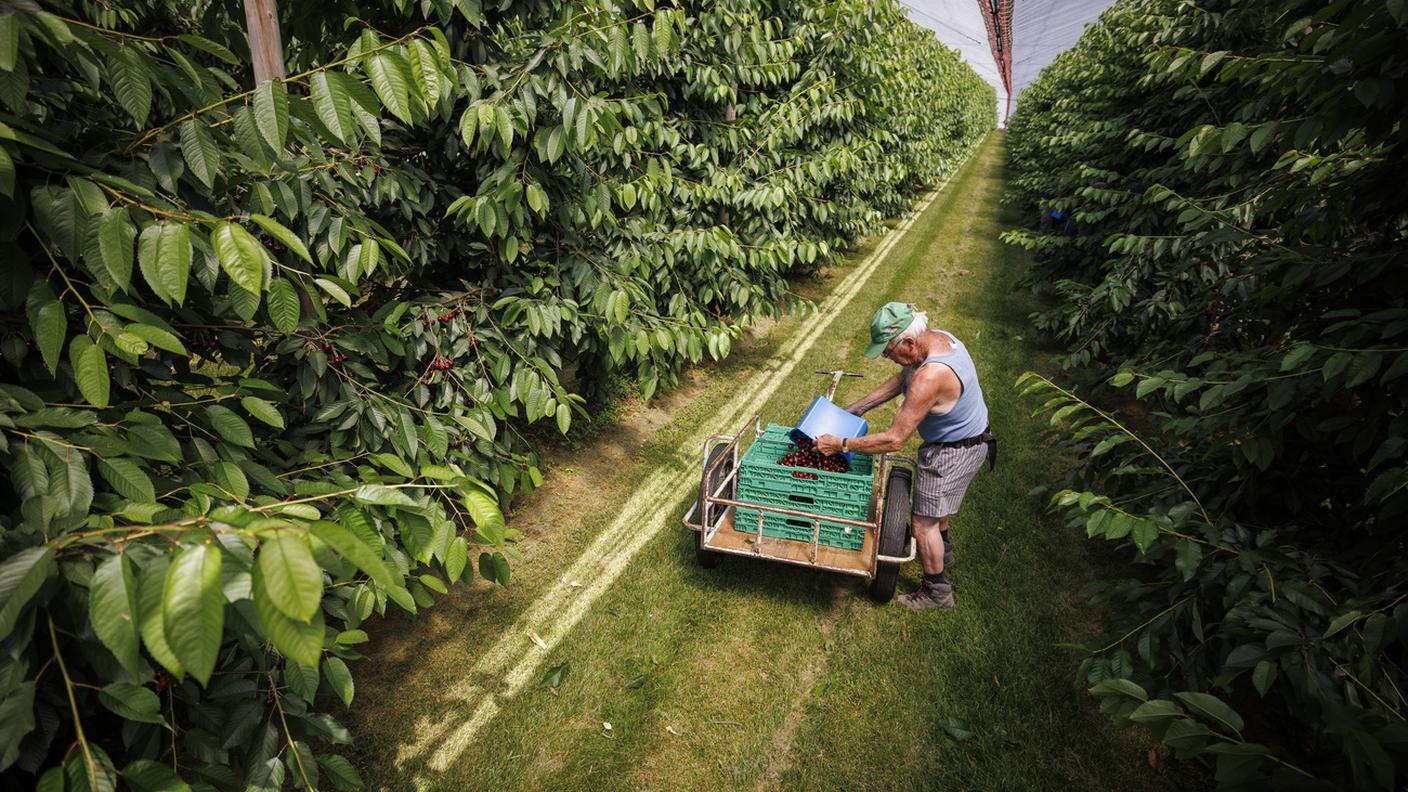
[348,136,1184,791]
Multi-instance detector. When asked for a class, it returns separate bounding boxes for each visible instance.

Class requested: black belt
[921,427,997,471]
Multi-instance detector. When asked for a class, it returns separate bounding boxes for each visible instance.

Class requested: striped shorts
[913,441,989,518]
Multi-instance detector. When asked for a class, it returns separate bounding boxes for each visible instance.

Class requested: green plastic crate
[732,508,866,551]
[736,483,868,521]
[733,423,874,551]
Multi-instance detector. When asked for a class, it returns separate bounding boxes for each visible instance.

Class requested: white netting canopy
[899,0,1117,125]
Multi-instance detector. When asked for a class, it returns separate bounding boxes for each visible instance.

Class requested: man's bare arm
[844,372,904,415]
[822,367,958,455]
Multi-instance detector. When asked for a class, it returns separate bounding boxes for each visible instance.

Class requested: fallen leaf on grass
[937,717,975,742]
[665,726,681,736]
[540,662,569,691]
[569,580,583,588]
[528,631,547,649]
[601,721,615,739]
[625,675,646,689]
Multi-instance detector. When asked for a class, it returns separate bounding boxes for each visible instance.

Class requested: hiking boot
[898,581,954,610]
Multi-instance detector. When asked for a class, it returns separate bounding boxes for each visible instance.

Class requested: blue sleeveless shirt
[900,330,989,443]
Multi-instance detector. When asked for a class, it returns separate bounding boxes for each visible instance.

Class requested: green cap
[864,302,916,358]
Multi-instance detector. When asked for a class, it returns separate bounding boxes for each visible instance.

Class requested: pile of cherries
[777,435,850,479]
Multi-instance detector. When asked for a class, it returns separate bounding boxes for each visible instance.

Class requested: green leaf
[936,716,975,741]
[1131,517,1158,553]
[137,223,191,306]
[252,80,289,150]
[445,536,468,581]
[0,682,36,772]
[311,71,354,144]
[123,759,191,792]
[240,396,284,428]
[367,53,412,123]
[110,48,153,124]
[458,106,478,149]
[0,546,55,643]
[267,277,301,332]
[478,551,510,586]
[323,656,354,706]
[1323,609,1362,638]
[309,520,395,589]
[1174,540,1202,581]
[1128,698,1184,724]
[540,661,569,689]
[162,542,224,686]
[408,39,441,106]
[210,460,249,501]
[1173,691,1244,734]
[90,552,142,673]
[65,742,117,792]
[249,213,312,264]
[98,457,155,502]
[252,563,323,667]
[0,13,17,72]
[93,209,137,292]
[179,119,220,189]
[314,277,352,307]
[212,222,267,295]
[353,483,414,507]
[632,21,651,62]
[69,335,110,408]
[98,682,165,725]
[176,33,239,64]
[258,531,322,622]
[26,282,66,376]
[32,185,83,260]
[496,105,513,148]
[315,754,364,792]
[0,144,12,197]
[206,404,254,447]
[476,197,497,237]
[1089,678,1147,701]
[463,486,505,542]
[356,238,380,276]
[125,322,186,355]
[137,557,184,678]
[1252,660,1277,696]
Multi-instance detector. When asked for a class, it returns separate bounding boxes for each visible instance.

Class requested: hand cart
[680,371,918,602]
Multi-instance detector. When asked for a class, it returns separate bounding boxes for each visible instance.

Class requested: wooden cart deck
[703,509,877,577]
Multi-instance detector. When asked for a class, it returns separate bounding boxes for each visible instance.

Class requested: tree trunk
[243,0,286,84]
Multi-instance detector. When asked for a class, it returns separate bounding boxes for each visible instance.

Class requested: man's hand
[815,434,843,455]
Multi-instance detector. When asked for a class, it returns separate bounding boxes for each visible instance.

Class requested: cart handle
[814,369,863,402]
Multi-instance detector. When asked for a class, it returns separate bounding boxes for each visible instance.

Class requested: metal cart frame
[681,413,917,581]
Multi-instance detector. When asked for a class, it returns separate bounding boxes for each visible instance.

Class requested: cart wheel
[695,443,733,569]
[869,467,912,602]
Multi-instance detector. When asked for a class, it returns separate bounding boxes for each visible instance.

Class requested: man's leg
[914,514,949,575]
[899,513,955,610]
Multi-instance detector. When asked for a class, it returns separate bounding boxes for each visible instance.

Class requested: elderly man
[815,302,994,610]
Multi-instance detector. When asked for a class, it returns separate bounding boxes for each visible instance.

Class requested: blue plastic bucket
[790,396,868,461]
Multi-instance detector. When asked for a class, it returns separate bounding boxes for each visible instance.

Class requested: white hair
[897,309,928,341]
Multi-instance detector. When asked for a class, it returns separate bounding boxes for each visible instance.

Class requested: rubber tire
[869,467,912,602]
[695,443,733,568]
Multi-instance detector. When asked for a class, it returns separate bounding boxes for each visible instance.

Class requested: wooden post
[243,0,286,84]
